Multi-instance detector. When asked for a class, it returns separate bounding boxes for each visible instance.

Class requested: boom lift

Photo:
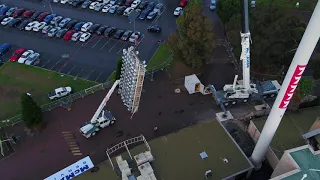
[209,0,281,107]
[79,80,119,138]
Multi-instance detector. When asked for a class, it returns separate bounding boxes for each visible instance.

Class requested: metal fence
[0,82,112,128]
[145,53,173,81]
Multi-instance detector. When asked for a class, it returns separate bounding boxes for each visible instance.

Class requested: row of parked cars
[0,43,41,65]
[54,0,164,20]
[0,3,145,42]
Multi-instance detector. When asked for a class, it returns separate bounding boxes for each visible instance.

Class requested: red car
[23,10,35,18]
[180,0,188,7]
[36,12,50,22]
[10,48,26,62]
[63,30,76,41]
[12,8,25,18]
[125,0,134,6]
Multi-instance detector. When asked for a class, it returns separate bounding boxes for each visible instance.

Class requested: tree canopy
[166,3,215,68]
[21,93,43,129]
[288,77,315,110]
[115,57,123,81]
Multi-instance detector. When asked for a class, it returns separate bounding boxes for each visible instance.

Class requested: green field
[146,44,171,71]
[0,62,97,121]
[255,0,316,10]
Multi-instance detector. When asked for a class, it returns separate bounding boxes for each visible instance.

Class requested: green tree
[216,0,240,23]
[115,57,123,80]
[288,77,315,110]
[166,3,215,68]
[21,93,43,129]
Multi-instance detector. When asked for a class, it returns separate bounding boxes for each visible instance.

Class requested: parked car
[117,0,126,6]
[109,0,117,5]
[33,22,47,32]
[125,0,134,6]
[173,7,183,16]
[146,2,155,12]
[59,18,71,28]
[82,0,92,8]
[72,0,85,7]
[8,18,23,27]
[25,52,40,65]
[47,27,61,37]
[94,3,106,11]
[18,50,34,63]
[121,30,133,41]
[63,30,76,40]
[48,87,72,100]
[123,7,134,16]
[0,43,11,55]
[37,12,50,21]
[31,11,42,20]
[51,16,63,25]
[180,0,188,7]
[56,29,68,38]
[1,17,14,26]
[129,31,141,43]
[88,24,100,33]
[81,22,93,32]
[131,0,141,8]
[0,14,6,22]
[42,25,53,34]
[6,7,17,16]
[138,9,149,20]
[116,6,126,15]
[113,29,124,39]
[71,31,83,41]
[109,5,119,14]
[96,25,108,35]
[104,27,116,37]
[147,24,161,33]
[23,10,35,18]
[53,0,61,3]
[10,48,26,62]
[153,3,163,13]
[138,1,148,9]
[147,11,157,20]
[102,4,113,13]
[74,22,85,31]
[65,20,78,29]
[19,19,32,30]
[12,8,25,18]
[0,6,10,15]
[43,14,57,23]
[25,21,39,31]
[80,32,91,42]
[89,2,99,9]
[209,0,216,10]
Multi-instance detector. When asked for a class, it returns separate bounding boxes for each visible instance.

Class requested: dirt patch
[168,61,200,79]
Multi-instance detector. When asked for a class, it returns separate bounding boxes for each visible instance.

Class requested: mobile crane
[79,80,119,138]
[209,0,281,107]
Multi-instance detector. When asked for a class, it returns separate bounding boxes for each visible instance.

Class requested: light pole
[46,0,58,27]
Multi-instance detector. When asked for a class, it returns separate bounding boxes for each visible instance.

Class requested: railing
[145,53,173,81]
[0,81,112,127]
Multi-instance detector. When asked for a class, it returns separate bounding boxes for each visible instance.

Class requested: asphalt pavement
[0,0,178,82]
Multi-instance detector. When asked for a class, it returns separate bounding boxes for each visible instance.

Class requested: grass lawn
[146,44,171,71]
[255,0,316,10]
[0,62,97,121]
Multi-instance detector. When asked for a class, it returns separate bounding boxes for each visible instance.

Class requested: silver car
[42,25,53,34]
[47,27,61,37]
[59,18,71,28]
[51,16,63,25]
[25,53,40,65]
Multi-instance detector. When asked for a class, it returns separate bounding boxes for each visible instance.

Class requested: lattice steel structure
[119,46,146,114]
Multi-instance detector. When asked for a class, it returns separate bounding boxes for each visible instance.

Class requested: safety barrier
[0,81,112,128]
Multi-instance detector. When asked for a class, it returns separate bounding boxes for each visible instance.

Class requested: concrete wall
[270,152,297,178]
[247,121,280,169]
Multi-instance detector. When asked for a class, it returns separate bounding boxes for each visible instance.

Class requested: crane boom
[90,80,120,123]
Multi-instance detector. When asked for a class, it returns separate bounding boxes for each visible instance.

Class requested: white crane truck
[209,0,281,107]
[79,80,119,138]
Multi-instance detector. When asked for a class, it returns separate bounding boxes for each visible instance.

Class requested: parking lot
[0,0,178,82]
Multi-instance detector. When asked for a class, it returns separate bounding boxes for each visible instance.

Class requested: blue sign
[44,156,94,180]
[246,48,250,68]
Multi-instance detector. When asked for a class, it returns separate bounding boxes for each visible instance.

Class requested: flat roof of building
[253,106,320,158]
[77,119,253,180]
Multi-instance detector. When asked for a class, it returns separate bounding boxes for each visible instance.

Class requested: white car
[33,22,47,32]
[123,7,134,16]
[51,16,63,25]
[131,0,141,8]
[102,4,112,13]
[42,25,53,34]
[25,21,40,31]
[52,0,60,3]
[173,7,183,16]
[103,0,111,3]
[18,50,34,64]
[89,2,99,9]
[129,31,141,43]
[81,22,93,32]
[24,52,40,65]
[80,32,91,42]
[109,0,117,5]
[1,17,14,26]
[71,32,83,41]
[94,3,106,11]
[60,0,68,4]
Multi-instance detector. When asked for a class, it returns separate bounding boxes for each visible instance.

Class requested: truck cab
[48,87,72,100]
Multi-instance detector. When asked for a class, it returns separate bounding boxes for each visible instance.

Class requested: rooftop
[253,106,320,158]
[76,119,253,180]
